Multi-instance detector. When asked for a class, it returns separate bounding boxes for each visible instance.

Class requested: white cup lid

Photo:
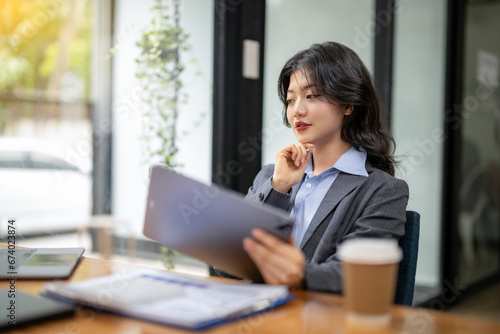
[337,238,402,264]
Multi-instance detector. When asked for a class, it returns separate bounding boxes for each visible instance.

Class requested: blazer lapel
[299,166,372,249]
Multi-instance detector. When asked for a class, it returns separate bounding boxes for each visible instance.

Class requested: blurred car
[0,137,92,237]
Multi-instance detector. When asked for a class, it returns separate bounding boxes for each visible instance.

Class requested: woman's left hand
[243,228,305,288]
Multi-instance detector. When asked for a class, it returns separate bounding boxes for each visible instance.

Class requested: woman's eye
[307,94,320,99]
[286,99,294,105]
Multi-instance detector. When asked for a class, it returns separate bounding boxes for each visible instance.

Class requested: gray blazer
[245,162,409,293]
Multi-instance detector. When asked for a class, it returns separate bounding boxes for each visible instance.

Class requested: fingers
[295,145,305,167]
[297,143,314,166]
[289,145,298,164]
[280,144,312,167]
[252,229,304,263]
[287,144,301,167]
[243,229,305,287]
[251,228,288,253]
[243,237,287,283]
[296,145,311,166]
[304,143,314,157]
[294,144,310,167]
[273,143,313,193]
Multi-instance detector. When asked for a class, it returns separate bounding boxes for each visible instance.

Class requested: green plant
[110,0,206,269]
[160,246,179,270]
[135,0,190,168]
[134,0,194,269]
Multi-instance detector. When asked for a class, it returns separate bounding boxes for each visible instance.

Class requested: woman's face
[286,70,348,148]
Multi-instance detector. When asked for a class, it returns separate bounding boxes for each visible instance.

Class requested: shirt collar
[304,146,368,177]
[334,146,368,177]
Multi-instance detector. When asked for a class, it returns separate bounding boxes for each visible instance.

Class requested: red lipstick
[295,121,311,132]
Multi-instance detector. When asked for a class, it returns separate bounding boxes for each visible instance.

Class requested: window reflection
[458,0,500,286]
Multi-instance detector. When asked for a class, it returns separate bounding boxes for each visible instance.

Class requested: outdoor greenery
[0,0,91,96]
[0,0,91,135]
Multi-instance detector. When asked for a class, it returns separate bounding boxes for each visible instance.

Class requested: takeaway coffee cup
[338,238,402,326]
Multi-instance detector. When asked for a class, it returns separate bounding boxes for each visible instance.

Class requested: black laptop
[0,290,75,330]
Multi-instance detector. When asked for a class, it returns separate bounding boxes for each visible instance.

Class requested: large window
[392,0,447,299]
[111,0,213,236]
[0,0,93,239]
[262,0,375,164]
[458,0,500,286]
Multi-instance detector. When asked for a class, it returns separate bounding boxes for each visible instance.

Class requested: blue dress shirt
[290,147,368,247]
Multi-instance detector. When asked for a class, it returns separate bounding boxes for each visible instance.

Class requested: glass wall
[458,0,500,286]
[0,0,93,240]
[112,0,213,236]
[392,0,447,292]
[262,0,375,164]
[264,0,448,299]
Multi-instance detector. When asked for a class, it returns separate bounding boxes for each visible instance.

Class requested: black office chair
[395,210,420,306]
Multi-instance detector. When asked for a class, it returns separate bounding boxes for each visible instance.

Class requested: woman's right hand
[271,143,314,193]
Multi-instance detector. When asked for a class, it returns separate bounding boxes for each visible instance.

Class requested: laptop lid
[0,248,84,279]
[143,165,294,282]
[0,290,75,330]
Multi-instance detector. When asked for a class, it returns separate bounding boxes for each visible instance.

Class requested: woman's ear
[344,105,354,115]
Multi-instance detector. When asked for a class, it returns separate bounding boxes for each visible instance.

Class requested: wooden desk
[1,256,500,334]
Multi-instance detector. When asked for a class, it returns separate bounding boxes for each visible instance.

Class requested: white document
[43,269,291,330]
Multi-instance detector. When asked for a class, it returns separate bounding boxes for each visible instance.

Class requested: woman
[242,42,409,293]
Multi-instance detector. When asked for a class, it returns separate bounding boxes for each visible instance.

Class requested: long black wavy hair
[278,41,396,176]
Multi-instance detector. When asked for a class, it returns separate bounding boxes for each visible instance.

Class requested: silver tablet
[143,165,294,282]
[0,247,84,279]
